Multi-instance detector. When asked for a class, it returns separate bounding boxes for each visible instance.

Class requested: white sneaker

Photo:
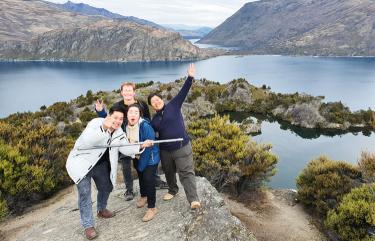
[163,193,176,201]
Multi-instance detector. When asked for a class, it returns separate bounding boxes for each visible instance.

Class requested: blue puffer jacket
[130,118,160,172]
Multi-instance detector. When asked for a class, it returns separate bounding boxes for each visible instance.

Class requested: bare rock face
[199,0,375,56]
[272,100,326,128]
[17,177,256,241]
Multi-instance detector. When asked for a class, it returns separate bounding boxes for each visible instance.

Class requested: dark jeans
[76,160,113,228]
[120,154,163,192]
[134,162,158,208]
[160,142,198,204]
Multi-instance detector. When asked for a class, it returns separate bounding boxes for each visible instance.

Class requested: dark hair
[147,93,163,105]
[127,103,143,117]
[109,105,126,116]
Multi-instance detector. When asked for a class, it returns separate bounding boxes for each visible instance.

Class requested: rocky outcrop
[0,0,216,61]
[239,117,262,135]
[199,0,375,56]
[16,177,256,241]
[272,100,326,129]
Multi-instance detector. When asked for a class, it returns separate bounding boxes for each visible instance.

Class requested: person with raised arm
[147,64,201,210]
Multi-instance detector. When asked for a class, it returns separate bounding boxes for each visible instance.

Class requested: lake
[1,55,375,188]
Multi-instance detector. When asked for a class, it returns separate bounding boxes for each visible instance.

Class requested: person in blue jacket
[126,103,160,222]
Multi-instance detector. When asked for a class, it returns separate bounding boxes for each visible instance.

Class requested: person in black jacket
[95,82,168,201]
[148,64,200,210]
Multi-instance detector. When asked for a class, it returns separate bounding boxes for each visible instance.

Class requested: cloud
[46,0,253,27]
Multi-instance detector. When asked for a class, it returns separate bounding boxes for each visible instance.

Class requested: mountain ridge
[199,0,375,56]
[0,0,216,61]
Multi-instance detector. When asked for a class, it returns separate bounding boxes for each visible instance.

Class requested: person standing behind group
[147,63,200,210]
[95,82,168,201]
[126,103,160,222]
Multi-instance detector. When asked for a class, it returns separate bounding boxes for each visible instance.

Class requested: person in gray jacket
[66,105,152,240]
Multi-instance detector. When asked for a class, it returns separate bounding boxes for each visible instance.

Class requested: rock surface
[16,177,256,241]
[199,0,375,56]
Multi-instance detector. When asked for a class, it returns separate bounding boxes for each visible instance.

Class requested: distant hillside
[163,24,213,39]
[0,0,213,61]
[51,1,162,29]
[199,0,375,56]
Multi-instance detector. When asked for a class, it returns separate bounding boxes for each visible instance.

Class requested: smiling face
[127,106,140,126]
[121,85,136,102]
[110,111,124,130]
[150,95,165,111]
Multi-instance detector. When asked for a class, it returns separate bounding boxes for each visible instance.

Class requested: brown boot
[84,227,98,240]
[136,197,147,208]
[97,209,115,219]
[142,208,158,222]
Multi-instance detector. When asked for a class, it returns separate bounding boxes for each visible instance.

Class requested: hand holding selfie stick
[77,138,184,151]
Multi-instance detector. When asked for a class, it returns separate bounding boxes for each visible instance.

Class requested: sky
[46,0,254,27]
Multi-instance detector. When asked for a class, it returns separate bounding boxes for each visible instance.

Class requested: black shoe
[155,181,169,190]
[124,190,134,201]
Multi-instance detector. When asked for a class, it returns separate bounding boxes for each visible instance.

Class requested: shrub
[187,88,202,103]
[79,108,97,125]
[135,81,154,89]
[296,156,362,216]
[0,119,74,214]
[320,102,352,124]
[0,197,8,220]
[358,152,375,183]
[44,102,73,122]
[187,115,278,194]
[64,122,84,139]
[325,183,375,241]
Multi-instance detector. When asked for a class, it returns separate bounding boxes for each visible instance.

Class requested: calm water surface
[1,55,375,188]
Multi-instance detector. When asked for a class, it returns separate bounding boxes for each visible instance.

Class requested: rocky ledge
[16,177,256,241]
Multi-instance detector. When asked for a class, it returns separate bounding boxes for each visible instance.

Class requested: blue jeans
[76,160,113,228]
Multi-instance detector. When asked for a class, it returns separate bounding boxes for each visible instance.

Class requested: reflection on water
[223,111,375,188]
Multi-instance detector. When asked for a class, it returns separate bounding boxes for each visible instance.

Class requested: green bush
[358,152,375,183]
[0,197,8,220]
[64,122,84,139]
[44,102,73,122]
[187,115,278,194]
[135,81,154,89]
[187,88,202,103]
[325,183,375,241]
[296,156,362,216]
[320,102,352,124]
[79,107,97,125]
[0,118,74,214]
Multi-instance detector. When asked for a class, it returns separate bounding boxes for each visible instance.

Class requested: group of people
[66,64,200,240]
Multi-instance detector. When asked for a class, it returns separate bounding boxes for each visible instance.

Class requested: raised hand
[95,98,104,112]
[187,63,195,78]
[102,116,114,132]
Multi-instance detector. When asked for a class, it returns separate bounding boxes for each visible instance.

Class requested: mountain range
[52,1,212,39]
[0,0,213,61]
[199,0,375,56]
